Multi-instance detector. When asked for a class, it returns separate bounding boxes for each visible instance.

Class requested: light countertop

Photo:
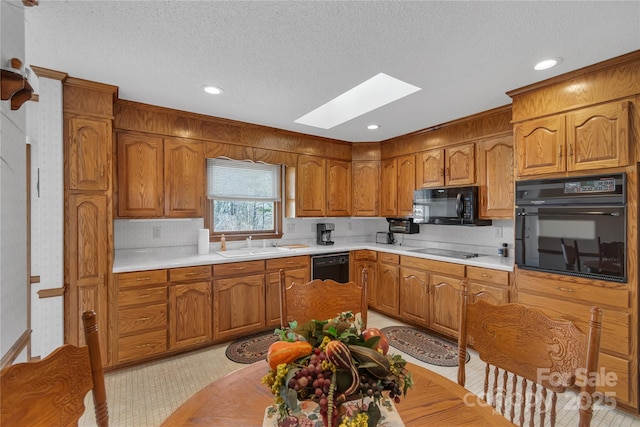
[113,241,514,273]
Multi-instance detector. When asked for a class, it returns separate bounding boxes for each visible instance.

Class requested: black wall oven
[515,174,626,283]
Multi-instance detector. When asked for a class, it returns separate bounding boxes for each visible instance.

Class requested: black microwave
[515,173,626,283]
[413,186,491,226]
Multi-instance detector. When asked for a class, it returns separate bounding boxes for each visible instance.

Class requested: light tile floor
[80,311,640,426]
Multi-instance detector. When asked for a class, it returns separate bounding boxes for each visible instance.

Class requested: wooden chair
[1,310,109,427]
[597,236,624,275]
[457,279,602,427]
[560,238,582,271]
[279,278,367,327]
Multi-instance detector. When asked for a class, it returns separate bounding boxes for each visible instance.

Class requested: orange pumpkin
[266,341,313,370]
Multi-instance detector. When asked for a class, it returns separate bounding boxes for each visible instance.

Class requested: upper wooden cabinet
[117,133,204,218]
[477,135,514,219]
[66,117,112,191]
[416,144,475,189]
[515,100,629,177]
[164,138,205,218]
[352,161,379,217]
[296,155,351,217]
[380,155,415,217]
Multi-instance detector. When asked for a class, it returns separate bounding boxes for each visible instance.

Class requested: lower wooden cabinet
[399,266,428,326]
[113,269,168,365]
[429,273,464,337]
[466,266,509,305]
[376,253,400,316]
[169,280,213,350]
[214,273,266,341]
[266,256,310,328]
[352,250,377,308]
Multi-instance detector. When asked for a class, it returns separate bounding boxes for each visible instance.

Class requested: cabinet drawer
[466,266,509,285]
[118,303,167,335]
[266,256,309,270]
[170,265,212,281]
[516,270,627,308]
[117,269,168,288]
[118,286,167,307]
[352,250,377,262]
[214,260,265,276]
[117,329,167,363]
[401,256,465,277]
[378,253,399,264]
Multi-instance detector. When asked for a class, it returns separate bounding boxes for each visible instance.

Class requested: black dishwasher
[311,252,350,283]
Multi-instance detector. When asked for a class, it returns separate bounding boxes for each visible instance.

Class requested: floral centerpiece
[262,312,413,427]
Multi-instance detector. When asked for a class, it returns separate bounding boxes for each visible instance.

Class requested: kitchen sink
[216,246,293,258]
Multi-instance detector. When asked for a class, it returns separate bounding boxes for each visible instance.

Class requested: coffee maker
[316,223,335,245]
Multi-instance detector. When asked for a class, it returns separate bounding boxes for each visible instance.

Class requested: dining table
[160,360,515,426]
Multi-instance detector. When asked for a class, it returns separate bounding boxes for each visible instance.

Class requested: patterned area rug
[225,330,279,364]
[380,326,469,367]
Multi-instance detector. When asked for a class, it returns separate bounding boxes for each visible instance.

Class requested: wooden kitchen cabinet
[380,155,414,217]
[477,135,514,219]
[117,132,164,217]
[113,269,168,365]
[352,161,379,216]
[416,143,475,188]
[430,274,465,337]
[117,133,204,218]
[66,116,111,191]
[168,266,213,350]
[376,253,400,316]
[399,266,429,326]
[213,260,266,340]
[296,155,351,217]
[67,194,109,362]
[465,266,509,305]
[164,138,205,218]
[327,159,352,216]
[352,250,377,308]
[379,158,398,217]
[266,256,310,328]
[515,100,629,177]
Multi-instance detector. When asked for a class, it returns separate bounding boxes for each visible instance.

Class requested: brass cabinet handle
[138,294,151,298]
[135,317,150,322]
[556,286,574,293]
[568,144,573,157]
[187,272,198,276]
[135,343,152,348]
[481,273,492,278]
[558,144,563,158]
[135,277,151,281]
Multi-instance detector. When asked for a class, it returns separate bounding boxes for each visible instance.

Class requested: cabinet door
[354,260,376,308]
[445,143,475,186]
[429,274,462,338]
[399,267,428,326]
[326,159,352,216]
[567,101,629,172]
[169,281,213,350]
[352,161,379,216]
[397,155,416,217]
[67,117,111,191]
[468,282,509,306]
[67,194,108,362]
[117,132,164,217]
[416,149,444,188]
[379,158,398,217]
[296,155,326,217]
[266,267,309,328]
[164,138,204,218]
[377,262,399,316]
[514,116,565,177]
[214,274,265,340]
[478,135,514,219]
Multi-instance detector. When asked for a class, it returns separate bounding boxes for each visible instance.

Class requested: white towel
[198,229,209,254]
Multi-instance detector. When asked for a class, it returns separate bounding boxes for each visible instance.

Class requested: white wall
[115,216,514,256]
[0,0,28,362]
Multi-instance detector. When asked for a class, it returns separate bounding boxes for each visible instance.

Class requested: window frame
[204,159,284,242]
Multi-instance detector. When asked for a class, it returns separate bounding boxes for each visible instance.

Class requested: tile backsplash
[114,217,514,255]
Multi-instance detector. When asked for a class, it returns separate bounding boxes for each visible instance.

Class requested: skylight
[294,73,421,129]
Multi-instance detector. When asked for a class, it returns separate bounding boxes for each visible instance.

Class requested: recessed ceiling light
[534,58,562,71]
[294,73,421,129]
[202,85,224,95]
[367,124,379,130]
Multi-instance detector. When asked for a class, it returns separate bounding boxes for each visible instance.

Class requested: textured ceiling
[24,1,640,142]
